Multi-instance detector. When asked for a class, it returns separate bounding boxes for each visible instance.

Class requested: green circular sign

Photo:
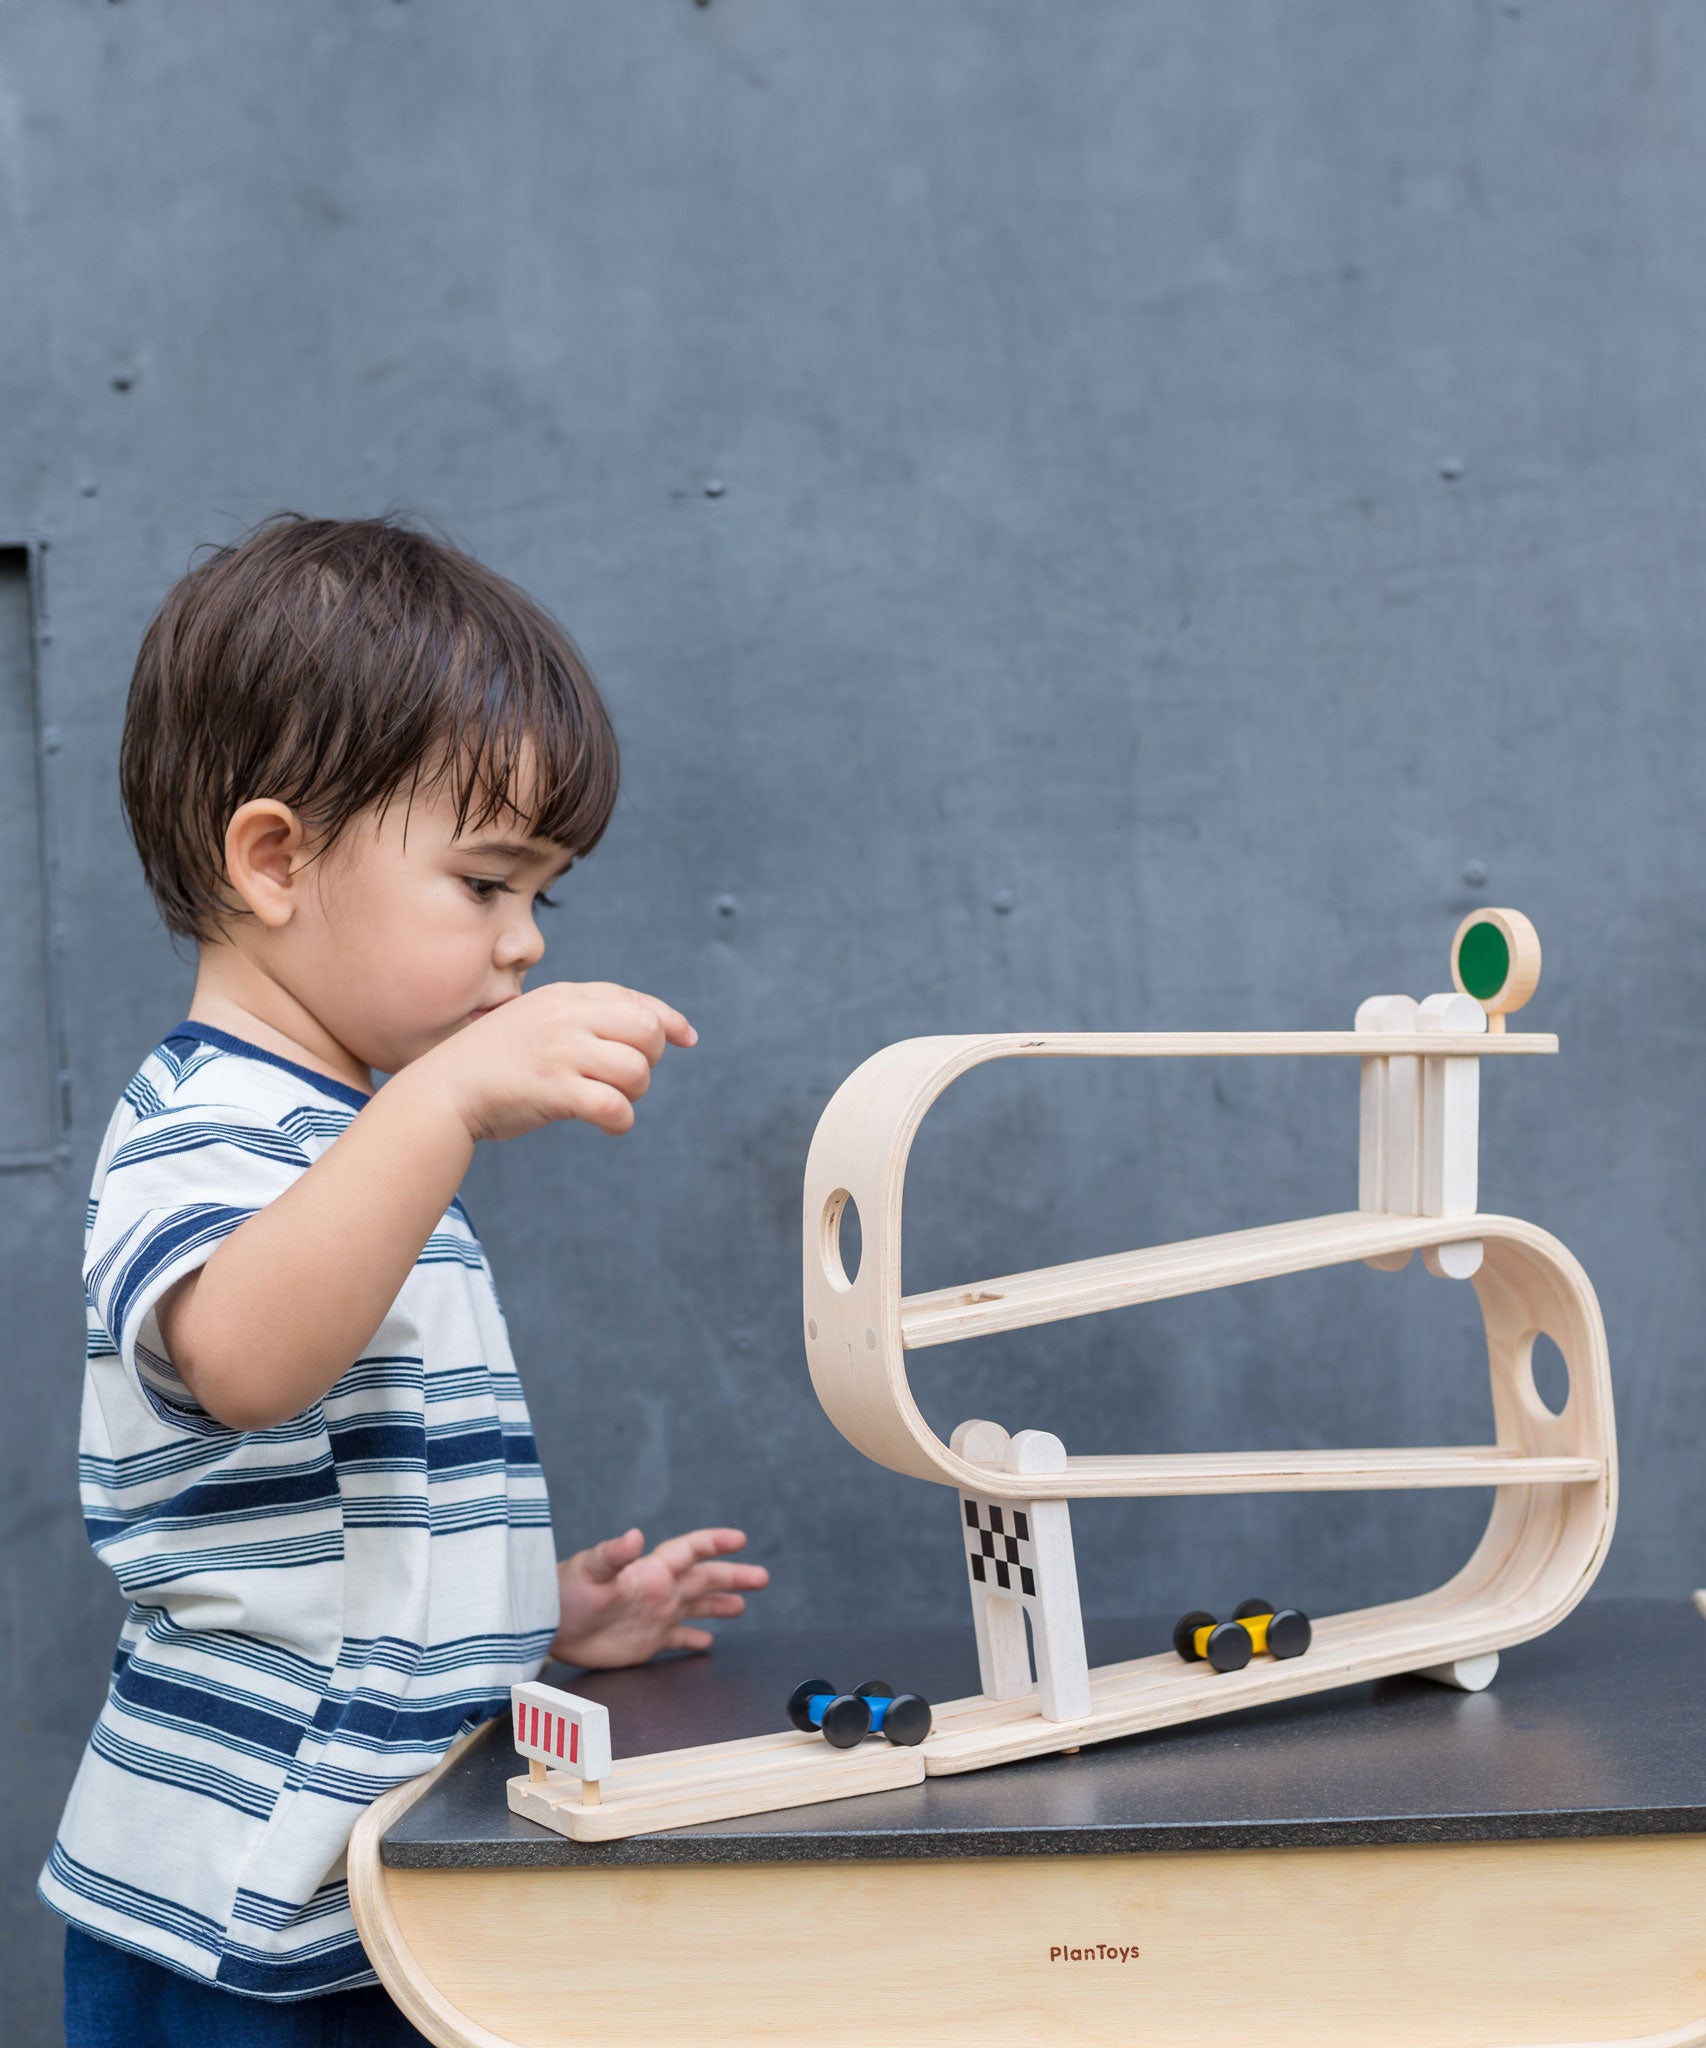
[1457,919,1511,1001]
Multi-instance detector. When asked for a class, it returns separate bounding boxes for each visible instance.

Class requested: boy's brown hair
[120,513,620,943]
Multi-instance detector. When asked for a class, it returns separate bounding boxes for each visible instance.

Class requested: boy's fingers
[562,1078,637,1135]
[648,1527,749,1575]
[675,1561,767,1599]
[578,1001,669,1065]
[680,1592,746,1620]
[576,1038,654,1102]
[580,986,695,1052]
[580,1528,644,1584]
[664,1624,714,1652]
[617,986,696,1047]
[633,991,696,1048]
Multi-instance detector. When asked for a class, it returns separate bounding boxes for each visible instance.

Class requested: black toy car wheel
[1266,1608,1313,1659]
[1173,1610,1217,1662]
[880,1692,933,1746]
[1205,1621,1254,1673]
[819,1693,873,1748]
[787,1677,836,1734]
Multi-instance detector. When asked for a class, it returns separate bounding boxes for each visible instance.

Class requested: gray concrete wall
[4,0,1702,2033]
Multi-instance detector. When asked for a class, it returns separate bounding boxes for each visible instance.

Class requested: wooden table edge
[349,1724,1706,2048]
[350,1723,527,2048]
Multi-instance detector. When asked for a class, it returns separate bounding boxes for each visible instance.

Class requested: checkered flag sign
[962,1495,1038,1600]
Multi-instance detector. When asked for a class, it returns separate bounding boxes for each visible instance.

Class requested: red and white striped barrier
[511,1681,613,1804]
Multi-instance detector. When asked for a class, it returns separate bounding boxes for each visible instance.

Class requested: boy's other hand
[547,1526,768,1669]
[418,980,697,1144]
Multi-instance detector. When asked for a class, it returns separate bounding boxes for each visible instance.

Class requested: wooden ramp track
[905,1204,1515,1351]
[1021,1444,1603,1496]
[507,1594,1593,1842]
[900,1209,1511,1349]
[509,1723,926,1842]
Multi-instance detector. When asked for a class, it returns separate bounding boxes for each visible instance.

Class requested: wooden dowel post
[1418,991,1486,1280]
[1354,994,1420,1271]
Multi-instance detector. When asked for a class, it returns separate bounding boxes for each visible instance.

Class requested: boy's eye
[464,876,560,909]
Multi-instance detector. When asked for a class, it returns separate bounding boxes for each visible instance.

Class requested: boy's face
[269,768,572,1078]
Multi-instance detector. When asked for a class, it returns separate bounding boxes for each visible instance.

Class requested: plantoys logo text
[1048,1943,1140,1963]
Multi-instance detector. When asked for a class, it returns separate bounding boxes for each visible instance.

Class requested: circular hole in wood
[820,1189,862,1291]
[1527,1333,1570,1417]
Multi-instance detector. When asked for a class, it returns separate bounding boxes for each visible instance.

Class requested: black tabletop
[382,1597,1706,1869]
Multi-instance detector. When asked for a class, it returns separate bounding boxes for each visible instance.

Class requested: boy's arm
[157,1064,475,1430]
[158,982,691,1432]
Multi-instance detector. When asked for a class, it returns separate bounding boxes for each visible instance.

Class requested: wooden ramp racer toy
[508,910,1615,1842]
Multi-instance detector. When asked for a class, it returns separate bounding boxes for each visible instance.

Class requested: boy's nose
[496,914,546,971]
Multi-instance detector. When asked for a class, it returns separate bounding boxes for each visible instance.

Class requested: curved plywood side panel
[801,1035,959,1485]
[801,1031,1617,1665]
[1428,1231,1619,1637]
[349,1726,524,2048]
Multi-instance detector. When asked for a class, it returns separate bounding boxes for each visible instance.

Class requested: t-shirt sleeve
[83,1098,315,1423]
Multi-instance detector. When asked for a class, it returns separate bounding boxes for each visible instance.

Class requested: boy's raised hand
[421,981,697,1145]
[548,1527,769,1669]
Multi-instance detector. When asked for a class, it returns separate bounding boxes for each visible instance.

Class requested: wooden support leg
[952,1421,1092,1722]
[1413,1651,1499,1692]
[999,1430,1091,1724]
[969,1587,1032,1702]
[1019,1495,1091,1723]
[953,1419,1031,1701]
[1354,996,1395,1214]
[1418,990,1486,1279]
[1355,995,1420,1270]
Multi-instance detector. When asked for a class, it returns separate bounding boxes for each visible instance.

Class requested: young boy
[39,515,767,2044]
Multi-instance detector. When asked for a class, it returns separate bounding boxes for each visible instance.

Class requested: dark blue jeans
[63,1926,432,2048]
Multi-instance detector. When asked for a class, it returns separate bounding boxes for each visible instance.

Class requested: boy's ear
[224,800,308,929]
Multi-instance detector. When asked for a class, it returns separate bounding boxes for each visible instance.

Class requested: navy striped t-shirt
[39,1023,559,1997]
